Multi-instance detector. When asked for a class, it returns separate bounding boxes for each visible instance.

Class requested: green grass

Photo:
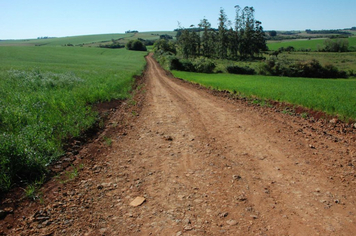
[0,46,147,192]
[267,36,356,51]
[0,31,177,47]
[172,71,356,121]
[276,52,356,72]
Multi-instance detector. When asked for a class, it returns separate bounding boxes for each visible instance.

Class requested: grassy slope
[267,36,356,51]
[172,71,356,121]
[0,46,147,191]
[0,31,177,47]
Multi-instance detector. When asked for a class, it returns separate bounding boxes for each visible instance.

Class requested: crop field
[275,52,356,72]
[267,36,356,51]
[172,71,356,121]
[0,46,147,191]
[0,31,177,47]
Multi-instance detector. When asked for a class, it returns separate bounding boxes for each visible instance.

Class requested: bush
[126,40,147,51]
[259,58,348,78]
[192,57,216,73]
[226,65,255,75]
[323,38,349,52]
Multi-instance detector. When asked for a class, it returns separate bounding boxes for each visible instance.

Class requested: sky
[1,0,355,39]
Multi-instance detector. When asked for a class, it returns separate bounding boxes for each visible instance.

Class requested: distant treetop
[125,30,139,34]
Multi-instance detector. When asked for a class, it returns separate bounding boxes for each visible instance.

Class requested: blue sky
[1,0,355,39]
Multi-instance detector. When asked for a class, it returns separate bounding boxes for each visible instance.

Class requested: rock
[219,212,229,218]
[353,123,356,129]
[165,136,173,141]
[329,118,338,124]
[233,175,241,180]
[129,197,146,207]
[250,215,258,219]
[183,226,193,231]
[226,220,238,226]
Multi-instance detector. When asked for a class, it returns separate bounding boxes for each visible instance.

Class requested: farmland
[267,36,356,51]
[172,71,356,121]
[0,31,176,47]
[0,45,147,191]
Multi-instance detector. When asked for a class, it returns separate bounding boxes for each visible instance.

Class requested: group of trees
[175,5,267,60]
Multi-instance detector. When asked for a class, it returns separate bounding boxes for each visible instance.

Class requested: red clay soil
[1,54,356,235]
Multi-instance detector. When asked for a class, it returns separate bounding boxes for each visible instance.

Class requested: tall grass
[172,71,356,121]
[0,47,147,192]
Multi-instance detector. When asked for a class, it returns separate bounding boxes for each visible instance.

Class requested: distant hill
[0,31,177,47]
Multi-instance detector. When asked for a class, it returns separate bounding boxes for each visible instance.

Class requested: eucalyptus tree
[217,8,228,59]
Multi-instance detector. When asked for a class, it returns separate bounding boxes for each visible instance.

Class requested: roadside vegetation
[150,5,356,120]
[0,46,147,193]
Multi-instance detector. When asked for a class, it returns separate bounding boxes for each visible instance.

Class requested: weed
[103,136,113,146]
[128,99,137,106]
[301,112,308,119]
[58,164,84,184]
[23,176,45,201]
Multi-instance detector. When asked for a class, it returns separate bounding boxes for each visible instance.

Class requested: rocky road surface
[1,54,356,235]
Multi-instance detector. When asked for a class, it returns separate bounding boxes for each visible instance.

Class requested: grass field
[0,46,147,192]
[172,71,356,121]
[0,31,177,47]
[267,36,356,51]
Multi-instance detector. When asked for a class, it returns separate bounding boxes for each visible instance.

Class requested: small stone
[250,215,258,219]
[129,197,146,207]
[219,212,229,218]
[329,118,338,124]
[353,123,356,129]
[233,175,241,180]
[165,136,173,141]
[183,226,193,231]
[226,220,238,226]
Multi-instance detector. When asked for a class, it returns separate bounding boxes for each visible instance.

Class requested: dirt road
[2,54,356,235]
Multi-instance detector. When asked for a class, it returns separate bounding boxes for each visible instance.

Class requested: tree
[125,40,147,51]
[269,30,277,37]
[199,18,212,57]
[217,8,228,59]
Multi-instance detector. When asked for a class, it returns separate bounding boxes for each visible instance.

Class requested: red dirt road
[2,54,356,235]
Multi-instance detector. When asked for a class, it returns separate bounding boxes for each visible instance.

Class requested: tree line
[174,5,267,60]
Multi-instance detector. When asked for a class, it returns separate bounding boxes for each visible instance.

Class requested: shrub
[126,40,147,51]
[323,38,349,52]
[259,58,348,78]
[226,65,255,75]
[192,57,216,73]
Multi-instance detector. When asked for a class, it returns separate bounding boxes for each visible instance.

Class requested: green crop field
[0,46,147,191]
[172,71,356,121]
[0,31,177,47]
[267,38,326,51]
[267,36,356,51]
